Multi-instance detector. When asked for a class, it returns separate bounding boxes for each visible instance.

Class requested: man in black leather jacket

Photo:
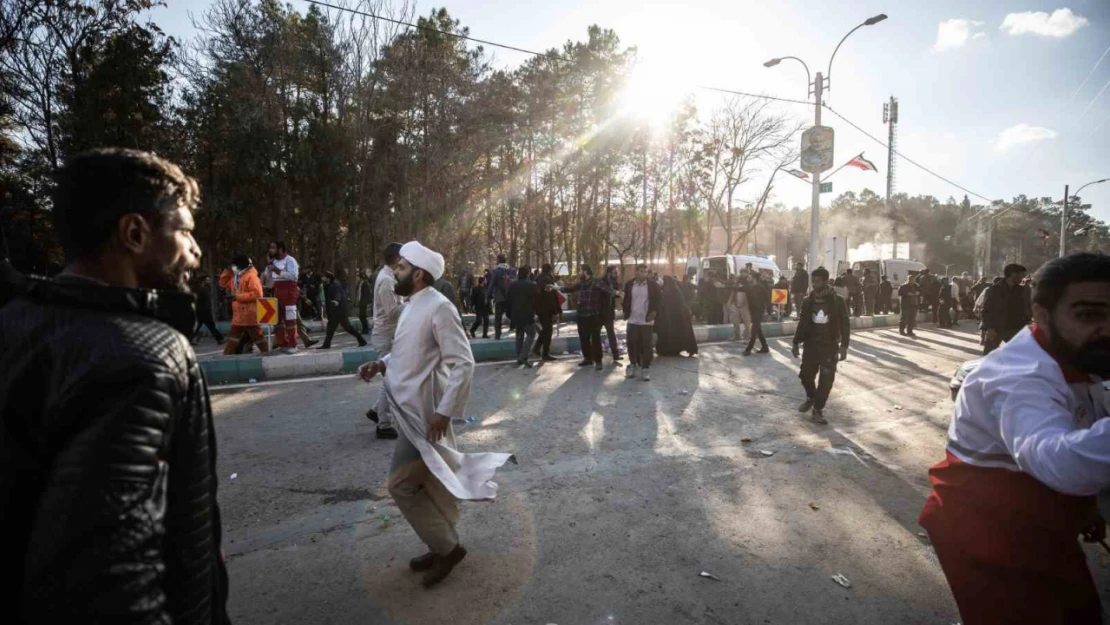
[0,149,230,624]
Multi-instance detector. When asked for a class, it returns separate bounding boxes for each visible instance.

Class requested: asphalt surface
[210,323,1110,625]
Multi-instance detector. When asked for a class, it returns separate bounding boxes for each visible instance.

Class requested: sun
[617,59,688,131]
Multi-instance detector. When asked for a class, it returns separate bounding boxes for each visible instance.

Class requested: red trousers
[273,281,299,349]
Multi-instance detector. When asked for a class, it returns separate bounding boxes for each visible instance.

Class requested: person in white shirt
[366,243,403,439]
[919,253,1110,625]
[266,241,300,350]
[358,241,512,588]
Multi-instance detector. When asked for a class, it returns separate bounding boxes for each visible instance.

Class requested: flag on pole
[786,169,810,181]
[846,153,879,172]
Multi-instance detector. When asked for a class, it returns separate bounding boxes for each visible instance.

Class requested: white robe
[381,287,513,500]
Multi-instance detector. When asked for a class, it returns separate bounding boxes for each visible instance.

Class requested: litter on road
[699,571,722,581]
[831,573,853,589]
[741,437,752,443]
[760,450,775,457]
[809,502,820,511]
[229,473,238,480]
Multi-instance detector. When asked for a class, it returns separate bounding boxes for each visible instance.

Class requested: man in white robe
[359,241,512,588]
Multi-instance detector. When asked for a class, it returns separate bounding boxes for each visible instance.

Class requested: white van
[699,254,781,284]
[851,258,926,285]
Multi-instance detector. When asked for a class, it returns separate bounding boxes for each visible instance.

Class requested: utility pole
[883,96,899,258]
[1060,184,1068,258]
[809,72,824,271]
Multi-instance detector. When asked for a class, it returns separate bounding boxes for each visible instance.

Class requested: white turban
[400,241,445,281]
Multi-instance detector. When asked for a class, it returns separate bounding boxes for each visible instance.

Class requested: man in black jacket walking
[533,263,561,361]
[0,149,230,623]
[507,266,540,367]
[741,275,770,355]
[792,267,850,425]
[980,263,1029,355]
[320,271,368,348]
[790,262,809,319]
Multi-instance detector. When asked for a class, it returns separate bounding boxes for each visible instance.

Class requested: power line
[302,0,551,59]
[1079,76,1110,120]
[1070,42,1110,102]
[697,85,813,107]
[821,103,997,206]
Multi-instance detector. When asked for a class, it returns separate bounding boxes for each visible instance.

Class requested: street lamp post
[765,13,887,272]
[1061,178,1108,257]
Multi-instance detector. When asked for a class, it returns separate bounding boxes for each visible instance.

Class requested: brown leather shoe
[409,552,437,572]
[421,545,467,588]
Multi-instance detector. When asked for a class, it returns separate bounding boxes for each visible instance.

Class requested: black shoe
[810,409,828,425]
[757,347,769,354]
[376,426,398,440]
[469,331,476,339]
[304,338,319,348]
[742,349,752,356]
[422,545,467,588]
[410,552,437,572]
[366,409,379,423]
[578,360,594,367]
[798,398,814,413]
[542,355,557,361]
[482,334,489,339]
[318,344,331,350]
[520,361,534,369]
[613,354,623,362]
[899,329,905,335]
[594,362,603,371]
[357,340,368,347]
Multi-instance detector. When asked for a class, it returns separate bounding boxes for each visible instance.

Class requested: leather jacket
[0,274,229,624]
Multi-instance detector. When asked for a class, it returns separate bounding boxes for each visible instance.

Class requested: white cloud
[933,19,986,51]
[1000,8,1088,38]
[993,124,1058,152]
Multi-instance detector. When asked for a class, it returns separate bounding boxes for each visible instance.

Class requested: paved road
[211,324,1110,625]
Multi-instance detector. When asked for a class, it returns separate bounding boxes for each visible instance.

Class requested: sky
[152,0,1110,226]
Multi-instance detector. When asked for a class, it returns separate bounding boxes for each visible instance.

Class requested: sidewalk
[199,312,941,385]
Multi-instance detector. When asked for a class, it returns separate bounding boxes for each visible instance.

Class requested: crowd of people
[0,148,1107,625]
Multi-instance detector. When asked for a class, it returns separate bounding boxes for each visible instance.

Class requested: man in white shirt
[358,241,512,588]
[919,253,1110,625]
[267,240,300,350]
[622,264,660,381]
[366,242,403,439]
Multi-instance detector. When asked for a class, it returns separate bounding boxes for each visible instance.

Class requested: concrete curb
[213,310,583,334]
[201,312,936,385]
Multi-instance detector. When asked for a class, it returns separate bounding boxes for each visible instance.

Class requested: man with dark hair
[980,263,1029,355]
[842,268,863,317]
[366,242,404,439]
[469,276,490,338]
[862,268,878,315]
[488,253,513,339]
[0,148,230,622]
[790,262,809,320]
[623,263,661,381]
[791,267,850,425]
[359,241,512,589]
[919,253,1110,624]
[266,240,300,351]
[533,263,560,361]
[550,264,614,370]
[508,266,540,367]
[320,271,368,349]
[898,274,919,337]
[878,274,893,314]
[600,265,623,364]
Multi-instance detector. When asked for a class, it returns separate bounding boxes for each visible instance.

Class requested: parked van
[699,254,781,283]
[850,258,926,285]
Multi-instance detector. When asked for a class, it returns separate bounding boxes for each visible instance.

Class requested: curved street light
[763,14,888,270]
[1061,177,1108,256]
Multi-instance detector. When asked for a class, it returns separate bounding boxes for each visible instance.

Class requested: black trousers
[900,306,918,334]
[850,292,864,317]
[493,301,508,338]
[577,314,602,363]
[864,286,877,315]
[460,290,472,313]
[600,309,620,360]
[627,323,654,368]
[193,309,224,342]
[877,294,891,314]
[799,344,838,410]
[536,312,556,356]
[358,301,370,334]
[746,317,767,352]
[470,309,489,337]
[323,309,365,347]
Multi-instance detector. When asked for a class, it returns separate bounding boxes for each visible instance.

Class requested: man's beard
[394,272,415,297]
[1047,317,1110,377]
[142,258,195,294]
